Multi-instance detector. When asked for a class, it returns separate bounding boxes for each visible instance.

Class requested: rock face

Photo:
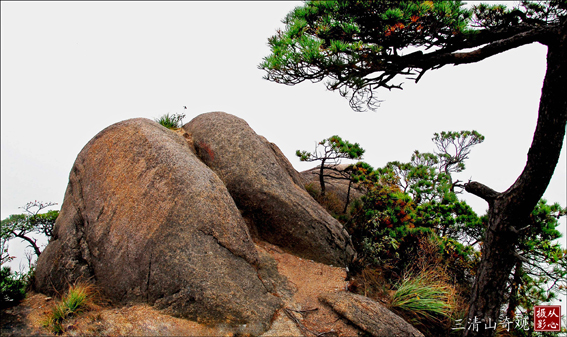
[319,292,425,337]
[34,118,281,333]
[262,136,306,188]
[183,112,355,266]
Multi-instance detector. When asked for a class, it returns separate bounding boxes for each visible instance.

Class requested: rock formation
[319,292,425,337]
[34,112,362,334]
[34,118,281,333]
[184,112,355,266]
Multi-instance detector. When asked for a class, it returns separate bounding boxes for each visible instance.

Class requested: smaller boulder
[319,292,424,337]
[300,164,365,215]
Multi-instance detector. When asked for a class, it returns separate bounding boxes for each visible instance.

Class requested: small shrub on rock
[154,113,186,129]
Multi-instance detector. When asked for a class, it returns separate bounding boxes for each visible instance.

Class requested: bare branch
[464,181,500,202]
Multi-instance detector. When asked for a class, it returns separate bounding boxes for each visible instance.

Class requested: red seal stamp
[534,305,561,332]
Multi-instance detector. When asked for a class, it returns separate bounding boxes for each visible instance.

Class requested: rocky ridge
[31,112,422,336]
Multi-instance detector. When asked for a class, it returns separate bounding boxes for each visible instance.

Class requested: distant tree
[371,131,484,242]
[348,130,484,204]
[381,151,450,205]
[261,2,567,334]
[296,135,364,197]
[432,131,485,191]
[1,201,59,259]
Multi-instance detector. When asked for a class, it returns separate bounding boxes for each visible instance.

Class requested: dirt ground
[1,241,362,336]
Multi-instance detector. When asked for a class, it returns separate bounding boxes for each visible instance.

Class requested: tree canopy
[1,201,58,262]
[260,0,566,111]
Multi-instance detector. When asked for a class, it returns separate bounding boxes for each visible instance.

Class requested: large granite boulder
[319,292,425,337]
[183,112,355,266]
[34,118,281,333]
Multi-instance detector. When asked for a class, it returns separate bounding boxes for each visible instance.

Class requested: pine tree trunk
[463,26,567,337]
[343,179,353,214]
[506,260,523,320]
[319,159,326,197]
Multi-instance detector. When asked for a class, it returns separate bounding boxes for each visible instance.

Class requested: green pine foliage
[0,200,59,264]
[347,131,484,280]
[260,1,565,111]
[0,266,27,308]
[28,210,59,238]
[1,202,59,259]
[260,0,474,111]
[296,135,364,162]
[505,199,567,319]
[432,131,484,176]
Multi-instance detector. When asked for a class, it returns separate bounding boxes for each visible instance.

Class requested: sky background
[1,1,566,309]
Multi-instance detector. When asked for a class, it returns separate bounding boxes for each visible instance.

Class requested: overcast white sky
[1,0,565,300]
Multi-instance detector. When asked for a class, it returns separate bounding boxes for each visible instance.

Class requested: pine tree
[296,135,364,196]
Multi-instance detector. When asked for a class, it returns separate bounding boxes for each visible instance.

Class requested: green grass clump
[389,269,454,325]
[154,113,186,129]
[42,282,95,334]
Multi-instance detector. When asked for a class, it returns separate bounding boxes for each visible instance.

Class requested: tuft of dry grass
[319,192,345,216]
[391,239,470,336]
[349,235,471,336]
[305,183,346,217]
[354,267,391,302]
[389,269,455,324]
[41,282,98,334]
